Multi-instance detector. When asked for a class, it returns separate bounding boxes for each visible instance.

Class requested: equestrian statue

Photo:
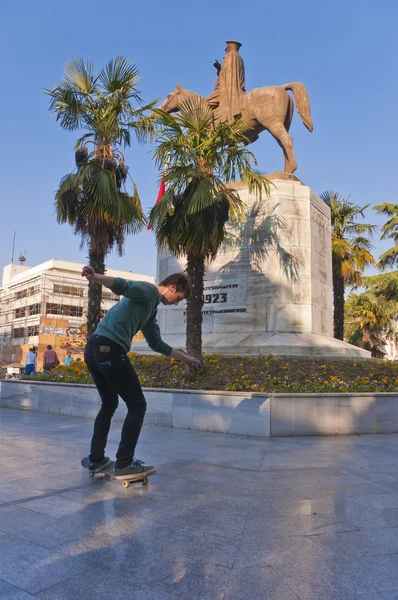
[159,41,313,174]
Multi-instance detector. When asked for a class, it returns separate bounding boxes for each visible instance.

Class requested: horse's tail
[282,82,313,132]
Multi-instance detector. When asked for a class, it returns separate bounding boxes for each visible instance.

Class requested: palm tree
[373,203,398,270]
[149,97,270,358]
[362,270,398,301]
[320,191,376,341]
[361,271,398,358]
[45,57,154,336]
[345,291,395,358]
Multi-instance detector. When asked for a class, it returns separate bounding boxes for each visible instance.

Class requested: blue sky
[0,0,396,278]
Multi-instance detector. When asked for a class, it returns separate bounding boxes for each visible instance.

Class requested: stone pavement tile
[323,554,398,595]
[12,472,87,492]
[0,483,44,504]
[0,579,36,600]
[252,495,373,519]
[22,495,86,518]
[252,481,391,505]
[56,532,180,586]
[366,471,398,484]
[0,507,82,548]
[159,528,240,568]
[56,498,176,540]
[36,564,230,600]
[63,527,238,585]
[243,512,359,537]
[0,532,88,594]
[158,562,231,600]
[266,496,398,531]
[259,466,344,478]
[271,552,390,599]
[224,566,299,600]
[233,533,319,569]
[255,475,319,491]
[165,476,255,505]
[250,498,311,517]
[36,568,170,600]
[308,528,398,557]
[345,508,398,531]
[361,494,398,510]
[161,490,252,517]
[190,468,258,487]
[315,473,373,485]
[147,501,247,539]
[381,591,398,599]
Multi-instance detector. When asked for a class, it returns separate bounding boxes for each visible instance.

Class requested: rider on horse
[207,41,246,123]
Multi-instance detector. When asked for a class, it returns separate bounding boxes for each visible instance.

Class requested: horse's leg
[267,122,297,174]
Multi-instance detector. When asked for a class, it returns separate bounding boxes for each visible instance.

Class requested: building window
[14,307,26,319]
[13,327,25,339]
[46,303,83,317]
[28,325,39,337]
[27,285,39,297]
[53,284,84,297]
[15,289,27,300]
[28,303,41,315]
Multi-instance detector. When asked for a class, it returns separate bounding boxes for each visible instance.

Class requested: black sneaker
[88,456,111,473]
[114,458,156,479]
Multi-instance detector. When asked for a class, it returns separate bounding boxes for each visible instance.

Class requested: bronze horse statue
[159,82,313,174]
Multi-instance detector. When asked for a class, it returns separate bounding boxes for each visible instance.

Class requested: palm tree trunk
[185,251,205,359]
[87,247,105,338]
[333,258,345,340]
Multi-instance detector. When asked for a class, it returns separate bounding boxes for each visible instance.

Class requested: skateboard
[81,457,156,489]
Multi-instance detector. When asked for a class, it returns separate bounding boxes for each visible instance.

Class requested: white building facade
[0,259,155,372]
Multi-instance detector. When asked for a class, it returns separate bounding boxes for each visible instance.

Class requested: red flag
[147,173,166,231]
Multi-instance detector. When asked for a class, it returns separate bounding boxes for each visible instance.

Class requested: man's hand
[82,265,96,282]
[183,355,202,373]
[81,268,116,289]
[170,349,202,372]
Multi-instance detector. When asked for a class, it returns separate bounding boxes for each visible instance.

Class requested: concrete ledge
[1,381,397,437]
[271,393,398,436]
[0,380,271,437]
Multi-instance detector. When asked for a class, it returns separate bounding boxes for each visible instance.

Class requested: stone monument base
[132,331,370,359]
[133,176,371,360]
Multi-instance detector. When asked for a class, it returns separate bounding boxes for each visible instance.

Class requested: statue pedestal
[134,175,370,359]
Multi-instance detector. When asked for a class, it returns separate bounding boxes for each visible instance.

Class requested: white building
[0,259,155,372]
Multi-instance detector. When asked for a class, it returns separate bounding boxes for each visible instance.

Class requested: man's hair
[159,273,190,297]
[29,348,34,352]
[47,345,52,350]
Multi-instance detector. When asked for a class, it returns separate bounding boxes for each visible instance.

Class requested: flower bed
[21,353,398,393]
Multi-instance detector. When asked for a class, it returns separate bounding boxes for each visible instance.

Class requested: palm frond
[378,246,398,270]
[98,56,141,99]
[64,58,96,95]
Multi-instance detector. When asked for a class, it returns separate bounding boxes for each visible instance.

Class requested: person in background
[63,351,74,366]
[25,348,36,375]
[75,357,82,363]
[43,345,60,371]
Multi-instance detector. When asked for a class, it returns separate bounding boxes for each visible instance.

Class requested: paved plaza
[2,410,398,598]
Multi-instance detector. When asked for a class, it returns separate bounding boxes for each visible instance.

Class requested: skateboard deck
[81,457,156,489]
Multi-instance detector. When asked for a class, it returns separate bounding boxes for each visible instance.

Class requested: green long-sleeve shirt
[94,278,172,356]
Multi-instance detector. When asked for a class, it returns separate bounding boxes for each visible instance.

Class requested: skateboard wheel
[89,472,94,478]
[123,480,130,489]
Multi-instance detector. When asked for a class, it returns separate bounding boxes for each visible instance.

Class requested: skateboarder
[81,266,201,479]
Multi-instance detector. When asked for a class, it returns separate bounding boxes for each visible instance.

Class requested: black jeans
[84,335,146,468]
